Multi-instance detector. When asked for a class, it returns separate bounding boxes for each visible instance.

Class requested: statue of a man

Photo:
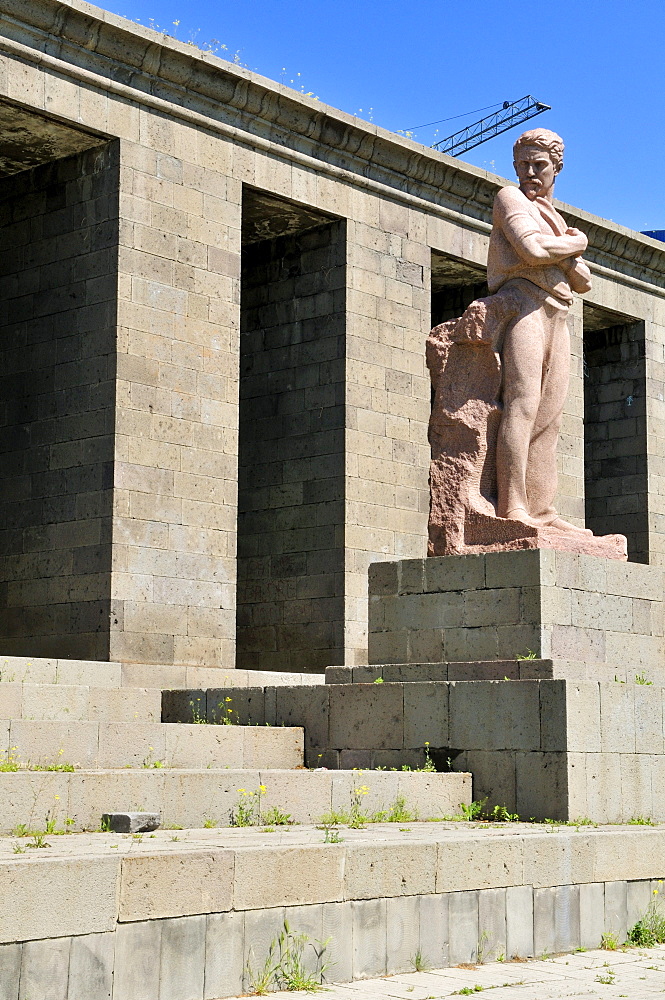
[489,128,591,531]
[427,128,627,559]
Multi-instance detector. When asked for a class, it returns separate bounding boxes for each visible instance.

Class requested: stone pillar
[343,201,431,664]
[110,134,241,666]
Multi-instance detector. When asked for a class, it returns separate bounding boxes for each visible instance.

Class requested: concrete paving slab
[235,945,665,998]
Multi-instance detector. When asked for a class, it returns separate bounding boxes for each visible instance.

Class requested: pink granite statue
[427,129,626,559]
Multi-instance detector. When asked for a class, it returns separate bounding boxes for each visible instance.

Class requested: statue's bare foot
[503,507,546,528]
[546,516,592,535]
[504,508,593,535]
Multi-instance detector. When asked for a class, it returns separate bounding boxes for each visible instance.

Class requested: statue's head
[513,128,564,201]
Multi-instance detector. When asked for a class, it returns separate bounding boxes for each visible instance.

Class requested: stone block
[485,549,556,589]
[533,886,556,956]
[243,726,303,769]
[204,911,245,999]
[234,846,344,909]
[164,723,242,769]
[119,851,233,921]
[579,882,605,949]
[162,689,205,723]
[57,659,121,687]
[403,682,448,748]
[275,686,330,749]
[515,752,568,821]
[8,720,99,768]
[600,685,635,753]
[242,907,286,994]
[257,770,331,825]
[604,880,628,942]
[449,681,540,751]
[386,895,421,974]
[88,688,160,723]
[207,687,265,726]
[67,932,114,1000]
[0,857,119,944]
[419,893,449,969]
[478,888,507,962]
[634,684,664,754]
[448,891,479,964]
[113,921,162,1000]
[345,842,437,899]
[101,812,160,833]
[0,943,21,1000]
[554,884,580,953]
[424,554,487,593]
[329,683,404,750]
[159,915,206,1000]
[459,750,516,813]
[506,885,533,958]
[19,937,70,1000]
[436,833,523,893]
[322,901,353,985]
[352,898,387,978]
[584,753,623,824]
[627,880,652,930]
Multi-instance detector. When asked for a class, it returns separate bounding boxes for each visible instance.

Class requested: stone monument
[427,129,627,560]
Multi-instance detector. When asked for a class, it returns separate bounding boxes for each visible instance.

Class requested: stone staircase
[2,649,665,1000]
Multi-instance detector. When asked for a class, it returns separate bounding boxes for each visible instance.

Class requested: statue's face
[514,146,557,200]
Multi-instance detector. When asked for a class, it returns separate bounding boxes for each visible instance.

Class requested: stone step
[0,721,303,770]
[0,767,469,833]
[0,683,161,722]
[0,654,324,689]
[0,823,661,999]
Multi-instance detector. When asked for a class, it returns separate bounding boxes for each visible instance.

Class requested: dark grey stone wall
[584,321,648,562]
[237,221,346,672]
[0,143,119,657]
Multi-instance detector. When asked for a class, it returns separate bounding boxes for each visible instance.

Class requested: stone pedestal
[362,549,665,821]
[368,549,665,683]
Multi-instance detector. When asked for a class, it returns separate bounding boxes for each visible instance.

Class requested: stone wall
[584,320,648,561]
[237,221,346,671]
[0,143,119,658]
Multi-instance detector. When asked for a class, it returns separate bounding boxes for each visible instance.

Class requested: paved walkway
[245,946,665,998]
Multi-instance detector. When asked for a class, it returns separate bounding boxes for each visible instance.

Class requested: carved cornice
[1,0,664,291]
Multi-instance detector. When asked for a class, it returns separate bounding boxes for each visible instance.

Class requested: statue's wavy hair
[513,129,564,173]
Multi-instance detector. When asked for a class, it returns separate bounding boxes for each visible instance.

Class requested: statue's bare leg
[525,303,591,533]
[496,310,545,521]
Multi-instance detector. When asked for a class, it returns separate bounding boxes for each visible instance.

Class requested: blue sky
[107,0,664,233]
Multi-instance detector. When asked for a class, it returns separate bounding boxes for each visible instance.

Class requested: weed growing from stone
[373,676,384,683]
[412,949,430,972]
[12,843,26,853]
[601,931,620,950]
[628,815,655,825]
[595,969,616,984]
[142,747,166,768]
[453,986,485,995]
[189,697,207,723]
[246,919,330,994]
[635,673,653,685]
[27,832,49,849]
[203,819,217,829]
[261,805,293,826]
[627,887,665,946]
[442,798,519,822]
[321,825,343,843]
[231,785,293,827]
[0,748,20,771]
